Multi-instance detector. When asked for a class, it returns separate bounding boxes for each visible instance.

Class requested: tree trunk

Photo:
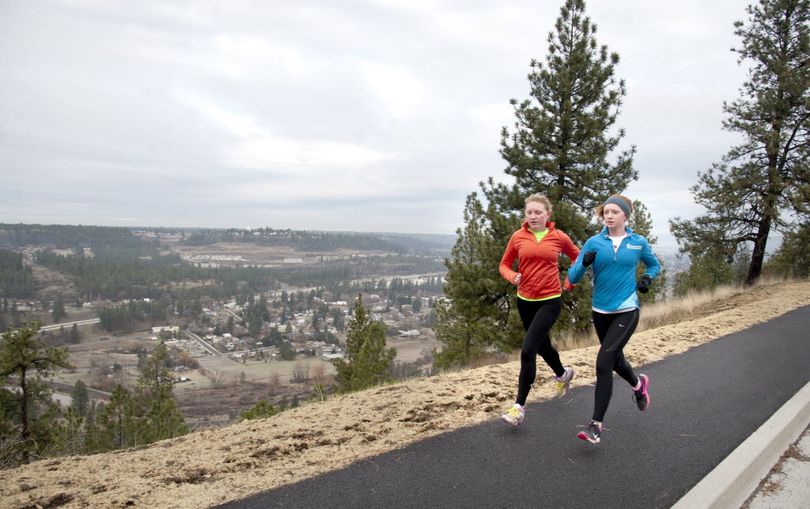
[19,368,30,464]
[747,214,772,286]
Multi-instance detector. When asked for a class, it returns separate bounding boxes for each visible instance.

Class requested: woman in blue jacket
[567,194,661,444]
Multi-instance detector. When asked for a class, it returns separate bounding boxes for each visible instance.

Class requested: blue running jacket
[568,226,661,312]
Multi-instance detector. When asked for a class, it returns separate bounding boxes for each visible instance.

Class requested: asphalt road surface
[218,305,810,509]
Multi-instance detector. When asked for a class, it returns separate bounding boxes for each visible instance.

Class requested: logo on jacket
[627,244,642,250]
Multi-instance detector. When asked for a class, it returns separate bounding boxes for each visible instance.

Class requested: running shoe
[633,374,650,411]
[577,421,602,444]
[501,404,525,426]
[555,366,575,397]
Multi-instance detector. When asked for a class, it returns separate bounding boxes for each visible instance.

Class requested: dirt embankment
[2,281,810,509]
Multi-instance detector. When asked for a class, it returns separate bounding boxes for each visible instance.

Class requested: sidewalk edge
[671,380,810,509]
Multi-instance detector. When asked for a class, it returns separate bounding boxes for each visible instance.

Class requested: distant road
[39,318,100,332]
[185,331,222,357]
[223,308,244,323]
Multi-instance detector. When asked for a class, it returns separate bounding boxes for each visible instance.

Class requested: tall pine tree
[435,0,636,365]
[487,0,636,243]
[671,0,809,286]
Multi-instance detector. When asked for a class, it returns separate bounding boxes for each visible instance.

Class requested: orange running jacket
[499,221,580,300]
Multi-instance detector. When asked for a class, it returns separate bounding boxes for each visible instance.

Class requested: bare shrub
[311,364,325,385]
[268,372,281,396]
[200,367,227,388]
[290,362,309,384]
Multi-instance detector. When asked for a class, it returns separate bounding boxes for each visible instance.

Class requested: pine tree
[671,0,809,286]
[69,323,80,344]
[433,194,521,369]
[333,295,396,393]
[673,248,738,296]
[0,325,70,464]
[630,200,667,303]
[59,406,85,456]
[90,384,135,451]
[70,379,89,418]
[137,342,187,441]
[138,342,172,393]
[51,295,66,323]
[488,0,636,244]
[140,385,188,443]
[434,0,636,363]
[764,222,810,277]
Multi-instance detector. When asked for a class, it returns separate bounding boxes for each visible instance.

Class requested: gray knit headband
[604,196,631,217]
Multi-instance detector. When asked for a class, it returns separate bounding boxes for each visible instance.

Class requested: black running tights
[515,298,564,406]
[591,309,641,422]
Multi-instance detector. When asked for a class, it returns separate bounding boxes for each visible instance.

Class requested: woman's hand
[513,273,522,285]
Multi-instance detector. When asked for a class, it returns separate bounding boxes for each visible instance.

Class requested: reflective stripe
[518,293,561,302]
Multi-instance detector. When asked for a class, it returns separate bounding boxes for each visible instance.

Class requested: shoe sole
[501,415,522,426]
[556,368,575,397]
[636,374,650,411]
[577,431,600,444]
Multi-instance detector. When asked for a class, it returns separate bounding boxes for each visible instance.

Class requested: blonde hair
[525,194,553,212]
[595,194,633,219]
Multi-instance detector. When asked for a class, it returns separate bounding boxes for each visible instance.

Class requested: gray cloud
[1,0,753,247]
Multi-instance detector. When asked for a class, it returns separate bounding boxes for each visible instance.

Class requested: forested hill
[0,224,454,256]
[0,224,152,253]
[180,227,453,255]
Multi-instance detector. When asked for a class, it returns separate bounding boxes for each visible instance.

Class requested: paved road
[218,306,810,509]
[39,318,100,331]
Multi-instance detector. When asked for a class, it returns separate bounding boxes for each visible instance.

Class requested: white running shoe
[501,404,525,426]
[555,366,575,397]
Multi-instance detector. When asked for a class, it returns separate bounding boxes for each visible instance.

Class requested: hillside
[3,281,810,509]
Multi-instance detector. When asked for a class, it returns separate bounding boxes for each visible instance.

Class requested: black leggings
[515,298,564,406]
[591,309,641,422]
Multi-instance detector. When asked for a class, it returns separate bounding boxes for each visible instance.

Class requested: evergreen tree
[51,295,66,323]
[140,385,188,443]
[138,342,172,393]
[435,0,636,362]
[134,342,188,443]
[630,200,667,303]
[0,324,70,464]
[671,0,809,286]
[333,295,396,393]
[489,0,636,244]
[69,323,81,344]
[90,384,135,451]
[239,399,280,421]
[765,222,810,277]
[433,195,518,369]
[59,406,85,456]
[70,379,90,418]
[673,248,738,296]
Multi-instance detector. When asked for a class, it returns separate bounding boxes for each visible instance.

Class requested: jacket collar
[600,225,633,237]
[522,221,555,233]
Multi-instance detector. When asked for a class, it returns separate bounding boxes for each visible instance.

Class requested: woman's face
[602,203,627,230]
[525,201,550,230]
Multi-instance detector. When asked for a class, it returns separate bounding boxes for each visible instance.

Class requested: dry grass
[637,285,743,332]
[2,280,809,509]
[555,278,796,353]
[461,279,799,364]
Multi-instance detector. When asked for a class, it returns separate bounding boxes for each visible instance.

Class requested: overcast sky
[0,0,752,249]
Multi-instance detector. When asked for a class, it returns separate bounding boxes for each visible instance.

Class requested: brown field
[171,242,393,268]
[50,325,442,427]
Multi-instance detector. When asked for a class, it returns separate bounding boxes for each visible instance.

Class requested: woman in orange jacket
[499,194,580,426]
